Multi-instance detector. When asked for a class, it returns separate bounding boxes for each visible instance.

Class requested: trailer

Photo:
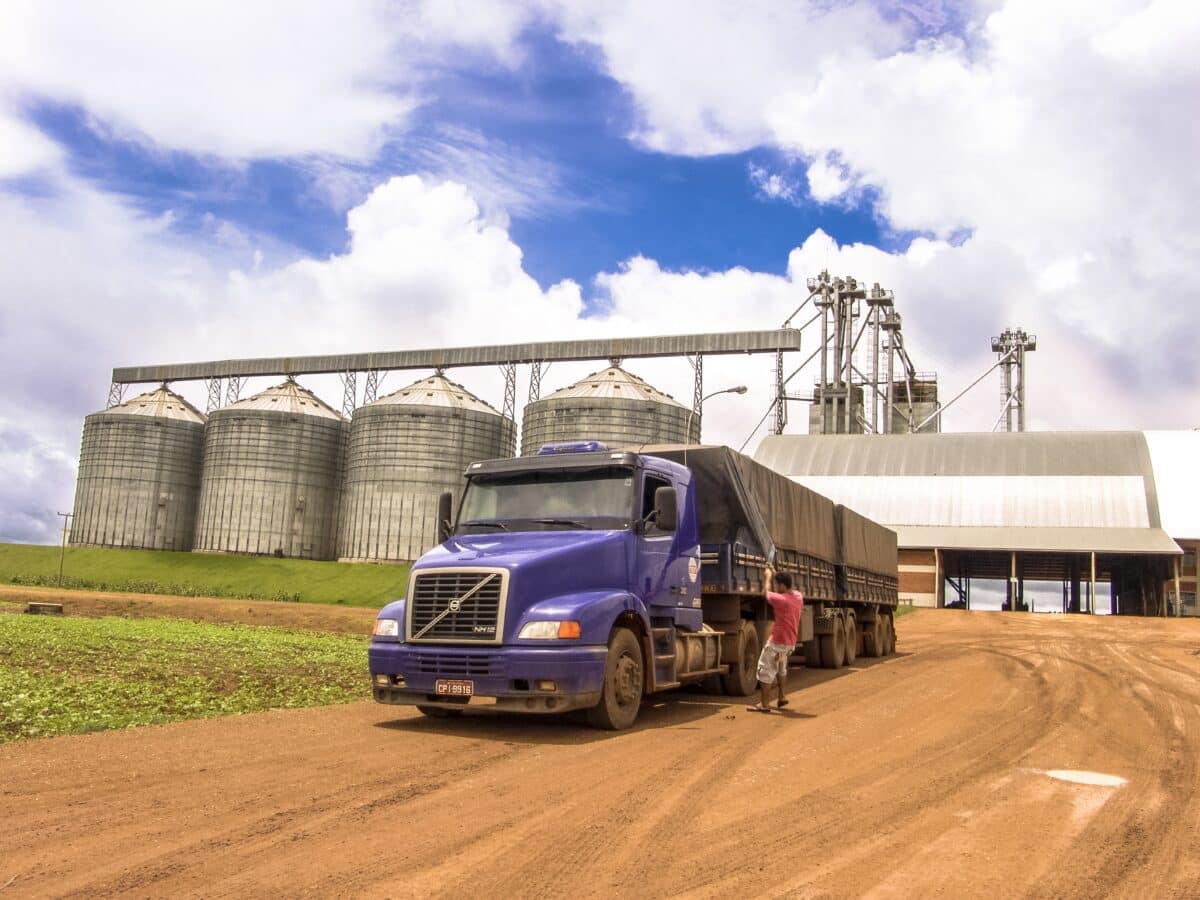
[369,442,899,729]
[643,446,898,690]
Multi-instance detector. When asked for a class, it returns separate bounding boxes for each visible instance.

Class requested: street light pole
[686,385,749,446]
[56,511,73,587]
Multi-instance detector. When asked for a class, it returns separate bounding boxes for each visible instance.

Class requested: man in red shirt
[748,567,804,713]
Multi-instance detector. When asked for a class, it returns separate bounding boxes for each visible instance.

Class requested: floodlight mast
[991,328,1038,432]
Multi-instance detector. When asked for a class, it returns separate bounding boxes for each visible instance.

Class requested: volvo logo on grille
[411,571,501,641]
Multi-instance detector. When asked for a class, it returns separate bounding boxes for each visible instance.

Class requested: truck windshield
[458,468,634,533]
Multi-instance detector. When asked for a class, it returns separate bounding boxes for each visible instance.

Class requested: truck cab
[369,442,725,729]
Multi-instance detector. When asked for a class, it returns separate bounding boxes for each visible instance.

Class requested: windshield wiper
[461,519,510,531]
[532,517,591,530]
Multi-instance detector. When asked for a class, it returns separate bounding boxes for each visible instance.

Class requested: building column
[1010,551,1018,612]
[1173,556,1182,618]
[934,547,943,608]
[1090,551,1097,615]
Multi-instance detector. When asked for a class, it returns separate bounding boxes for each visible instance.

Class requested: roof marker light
[537,441,611,455]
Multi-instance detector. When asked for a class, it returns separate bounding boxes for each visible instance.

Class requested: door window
[641,474,673,535]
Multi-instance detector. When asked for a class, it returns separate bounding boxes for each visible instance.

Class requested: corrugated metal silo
[193,379,347,560]
[70,386,206,550]
[338,373,515,563]
[520,366,697,456]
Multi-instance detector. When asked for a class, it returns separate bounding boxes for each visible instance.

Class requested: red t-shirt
[766,589,804,647]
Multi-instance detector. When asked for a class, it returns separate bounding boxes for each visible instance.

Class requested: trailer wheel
[885,615,897,655]
[720,620,760,696]
[416,705,463,719]
[819,616,845,669]
[843,615,858,666]
[862,616,884,658]
[587,627,644,730]
[803,638,821,668]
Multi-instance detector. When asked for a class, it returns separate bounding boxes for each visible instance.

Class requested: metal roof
[755,431,1157,477]
[223,379,343,420]
[754,432,1180,555]
[94,386,205,423]
[368,374,502,415]
[539,366,688,408]
[111,328,802,383]
[789,475,1152,529]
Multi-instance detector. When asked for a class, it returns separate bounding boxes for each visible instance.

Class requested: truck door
[637,471,676,608]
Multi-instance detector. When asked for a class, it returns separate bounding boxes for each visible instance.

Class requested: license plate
[434,679,474,697]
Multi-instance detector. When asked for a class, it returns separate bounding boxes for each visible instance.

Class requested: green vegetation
[0,543,408,608]
[894,602,918,618]
[0,613,369,743]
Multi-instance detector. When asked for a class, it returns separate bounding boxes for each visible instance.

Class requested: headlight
[518,620,581,640]
[373,618,399,637]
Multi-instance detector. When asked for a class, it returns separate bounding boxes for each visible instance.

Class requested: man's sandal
[746,704,772,713]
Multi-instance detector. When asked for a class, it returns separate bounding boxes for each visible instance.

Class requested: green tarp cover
[640,445,839,564]
[836,504,898,576]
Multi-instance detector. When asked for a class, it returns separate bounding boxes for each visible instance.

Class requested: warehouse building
[755,431,1196,616]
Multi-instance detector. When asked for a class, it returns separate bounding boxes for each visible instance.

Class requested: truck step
[654,653,676,663]
[654,681,683,690]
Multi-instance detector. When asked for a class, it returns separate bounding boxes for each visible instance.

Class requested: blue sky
[23,22,890,297]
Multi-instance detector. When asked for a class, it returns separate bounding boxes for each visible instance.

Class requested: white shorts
[756,641,793,685]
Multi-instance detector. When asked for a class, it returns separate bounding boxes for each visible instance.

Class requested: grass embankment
[0,543,408,608]
[0,613,369,743]
[894,602,918,619]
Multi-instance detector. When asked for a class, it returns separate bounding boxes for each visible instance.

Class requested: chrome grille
[409,570,504,642]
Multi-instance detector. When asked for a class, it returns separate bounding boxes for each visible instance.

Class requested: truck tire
[862,616,884,658]
[416,705,463,719]
[587,627,644,730]
[819,616,845,669]
[843,615,858,666]
[720,620,760,696]
[885,615,897,655]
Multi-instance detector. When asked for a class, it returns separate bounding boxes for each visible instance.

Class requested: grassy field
[0,543,408,608]
[0,613,369,743]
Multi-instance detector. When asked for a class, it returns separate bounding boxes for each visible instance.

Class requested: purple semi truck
[369,442,898,730]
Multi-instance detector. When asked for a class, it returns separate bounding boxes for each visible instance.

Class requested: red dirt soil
[3,610,1199,898]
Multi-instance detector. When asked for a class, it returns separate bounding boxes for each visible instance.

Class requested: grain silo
[70,386,206,550]
[338,373,515,563]
[193,379,347,560]
[520,366,696,456]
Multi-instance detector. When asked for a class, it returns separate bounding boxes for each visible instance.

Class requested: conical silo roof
[542,366,688,408]
[93,385,206,423]
[226,379,343,420]
[369,374,502,415]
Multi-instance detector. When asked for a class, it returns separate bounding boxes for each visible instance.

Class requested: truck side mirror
[436,491,453,544]
[653,486,678,532]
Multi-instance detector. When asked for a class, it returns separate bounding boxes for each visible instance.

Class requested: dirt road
[3,610,1199,899]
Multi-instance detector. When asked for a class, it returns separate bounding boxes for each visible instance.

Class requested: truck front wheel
[720,620,760,696]
[587,627,644,730]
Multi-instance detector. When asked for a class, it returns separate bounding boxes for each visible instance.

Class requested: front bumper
[369,642,607,714]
